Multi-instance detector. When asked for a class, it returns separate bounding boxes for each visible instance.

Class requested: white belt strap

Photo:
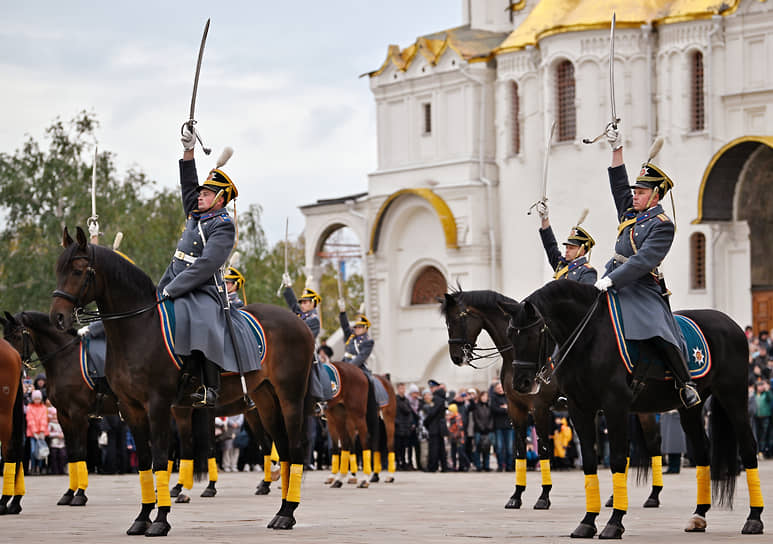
[174,250,197,264]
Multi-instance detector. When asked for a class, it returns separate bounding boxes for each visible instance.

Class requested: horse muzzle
[512,360,540,395]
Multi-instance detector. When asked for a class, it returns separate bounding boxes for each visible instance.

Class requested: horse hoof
[642,497,660,508]
[347,477,358,484]
[324,477,334,485]
[385,477,394,483]
[599,522,624,539]
[504,497,522,509]
[330,480,343,489]
[145,520,171,537]
[175,493,190,503]
[5,503,21,515]
[127,520,152,535]
[370,473,379,483]
[358,480,369,489]
[533,497,551,510]
[570,523,597,538]
[684,514,707,532]
[605,495,614,508]
[255,482,271,495]
[200,487,216,498]
[269,515,296,530]
[169,484,182,498]
[742,519,764,535]
[57,494,74,506]
[0,505,6,516]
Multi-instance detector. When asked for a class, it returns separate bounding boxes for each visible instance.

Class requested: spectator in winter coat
[489,381,513,471]
[472,391,494,471]
[26,389,49,474]
[395,383,416,470]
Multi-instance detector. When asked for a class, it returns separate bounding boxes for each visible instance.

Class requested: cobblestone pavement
[2,463,771,543]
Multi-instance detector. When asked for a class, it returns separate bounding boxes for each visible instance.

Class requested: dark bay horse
[324,363,397,488]
[50,227,314,535]
[0,338,24,515]
[441,289,665,511]
[502,280,762,538]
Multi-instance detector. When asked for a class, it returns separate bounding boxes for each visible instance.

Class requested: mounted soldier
[536,204,597,285]
[224,267,246,309]
[594,123,700,409]
[281,275,321,339]
[158,126,238,407]
[338,303,374,376]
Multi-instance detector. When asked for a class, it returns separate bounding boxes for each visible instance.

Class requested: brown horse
[50,227,313,535]
[323,363,397,488]
[0,338,24,515]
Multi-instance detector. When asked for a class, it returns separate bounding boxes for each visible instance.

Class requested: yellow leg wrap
[280,461,290,500]
[651,456,663,487]
[139,470,155,504]
[331,454,340,475]
[747,467,764,508]
[625,457,630,472]
[207,457,218,482]
[270,443,279,463]
[287,464,303,503]
[155,470,171,508]
[76,461,88,490]
[14,465,25,496]
[374,451,382,473]
[696,465,711,505]
[362,450,372,475]
[264,455,273,482]
[3,462,16,496]
[540,459,552,486]
[612,472,628,511]
[68,462,77,491]
[585,474,601,513]
[167,460,173,474]
[515,458,527,487]
[179,459,194,489]
[387,452,396,473]
[340,451,350,476]
[350,453,358,474]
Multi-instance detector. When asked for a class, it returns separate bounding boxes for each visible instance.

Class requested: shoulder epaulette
[656,213,670,222]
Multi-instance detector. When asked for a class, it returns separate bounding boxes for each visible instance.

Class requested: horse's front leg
[568,402,601,539]
[144,397,174,537]
[57,411,89,506]
[123,409,156,536]
[599,407,629,539]
[505,407,528,509]
[531,403,553,510]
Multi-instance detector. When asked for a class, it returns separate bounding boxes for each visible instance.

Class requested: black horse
[441,289,665,511]
[502,280,763,538]
[50,227,314,536]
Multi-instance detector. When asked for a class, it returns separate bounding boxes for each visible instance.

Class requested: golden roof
[496,0,743,54]
[368,25,509,77]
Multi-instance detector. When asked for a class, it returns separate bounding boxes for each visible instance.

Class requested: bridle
[51,244,162,324]
[3,321,79,369]
[447,307,512,370]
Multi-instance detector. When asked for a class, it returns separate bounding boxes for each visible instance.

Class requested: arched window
[690,51,705,132]
[511,81,520,155]
[556,60,576,141]
[690,232,706,290]
[410,266,447,305]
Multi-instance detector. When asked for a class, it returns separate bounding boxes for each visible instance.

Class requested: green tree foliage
[0,112,180,312]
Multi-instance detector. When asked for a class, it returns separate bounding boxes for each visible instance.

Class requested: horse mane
[439,288,518,316]
[94,245,157,294]
[526,280,599,311]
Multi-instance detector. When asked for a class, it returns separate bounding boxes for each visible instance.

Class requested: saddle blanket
[322,362,341,400]
[79,336,106,391]
[607,292,711,379]
[325,364,390,407]
[156,294,266,373]
[370,374,390,407]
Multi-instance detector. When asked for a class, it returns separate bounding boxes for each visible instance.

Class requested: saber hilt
[181,120,212,155]
[582,117,620,145]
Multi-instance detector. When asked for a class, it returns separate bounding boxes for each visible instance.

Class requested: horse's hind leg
[678,406,712,532]
[124,411,155,536]
[170,406,193,503]
[530,406,553,510]
[637,413,663,508]
[567,406,602,538]
[244,409,272,495]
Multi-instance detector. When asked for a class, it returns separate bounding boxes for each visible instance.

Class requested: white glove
[181,125,196,151]
[77,326,90,337]
[605,122,622,151]
[87,218,99,239]
[338,299,346,313]
[282,272,292,288]
[162,288,171,299]
[594,277,613,292]
[536,201,548,220]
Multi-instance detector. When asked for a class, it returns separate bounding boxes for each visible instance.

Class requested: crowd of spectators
[747,327,773,457]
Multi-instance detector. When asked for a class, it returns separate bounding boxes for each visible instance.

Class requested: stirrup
[192,386,218,407]
[679,383,701,408]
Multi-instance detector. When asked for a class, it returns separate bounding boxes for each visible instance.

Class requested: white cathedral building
[301,0,773,389]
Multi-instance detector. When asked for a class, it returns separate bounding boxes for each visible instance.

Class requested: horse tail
[628,415,651,486]
[710,396,738,507]
[191,407,212,482]
[10,374,25,461]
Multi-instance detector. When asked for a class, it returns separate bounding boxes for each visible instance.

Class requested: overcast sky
[0,1,460,244]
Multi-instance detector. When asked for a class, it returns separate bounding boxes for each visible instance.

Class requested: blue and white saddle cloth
[607,292,711,379]
[79,336,106,391]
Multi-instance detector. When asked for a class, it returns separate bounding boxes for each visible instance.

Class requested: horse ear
[3,311,14,324]
[75,226,88,249]
[497,300,521,316]
[0,312,7,328]
[62,227,74,248]
[442,293,455,306]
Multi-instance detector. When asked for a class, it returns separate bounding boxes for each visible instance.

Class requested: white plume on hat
[216,146,233,169]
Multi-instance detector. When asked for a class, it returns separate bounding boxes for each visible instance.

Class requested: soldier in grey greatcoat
[594,124,699,408]
[282,278,321,339]
[224,267,246,309]
[337,305,374,374]
[158,126,238,407]
[535,203,597,285]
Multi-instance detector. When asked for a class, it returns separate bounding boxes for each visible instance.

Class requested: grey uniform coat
[340,313,374,372]
[228,292,244,309]
[283,287,320,338]
[603,164,686,353]
[539,226,597,284]
[157,159,257,370]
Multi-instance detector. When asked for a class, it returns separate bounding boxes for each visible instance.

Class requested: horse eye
[72,269,83,277]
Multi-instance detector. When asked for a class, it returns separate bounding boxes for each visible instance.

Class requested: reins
[4,325,79,369]
[447,307,513,369]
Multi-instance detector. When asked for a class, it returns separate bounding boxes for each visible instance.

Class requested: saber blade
[540,120,557,200]
[609,12,617,127]
[91,145,97,219]
[189,18,210,124]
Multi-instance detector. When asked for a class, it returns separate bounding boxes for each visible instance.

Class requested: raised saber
[87,145,99,244]
[276,218,289,296]
[582,12,619,144]
[181,18,212,155]
[527,120,556,215]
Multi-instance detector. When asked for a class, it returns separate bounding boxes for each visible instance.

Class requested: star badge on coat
[692,347,705,365]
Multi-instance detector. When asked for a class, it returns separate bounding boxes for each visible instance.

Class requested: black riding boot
[662,343,700,408]
[191,360,220,408]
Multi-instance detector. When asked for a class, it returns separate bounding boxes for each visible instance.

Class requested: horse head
[499,299,548,395]
[50,226,95,331]
[440,292,485,367]
[1,311,33,365]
